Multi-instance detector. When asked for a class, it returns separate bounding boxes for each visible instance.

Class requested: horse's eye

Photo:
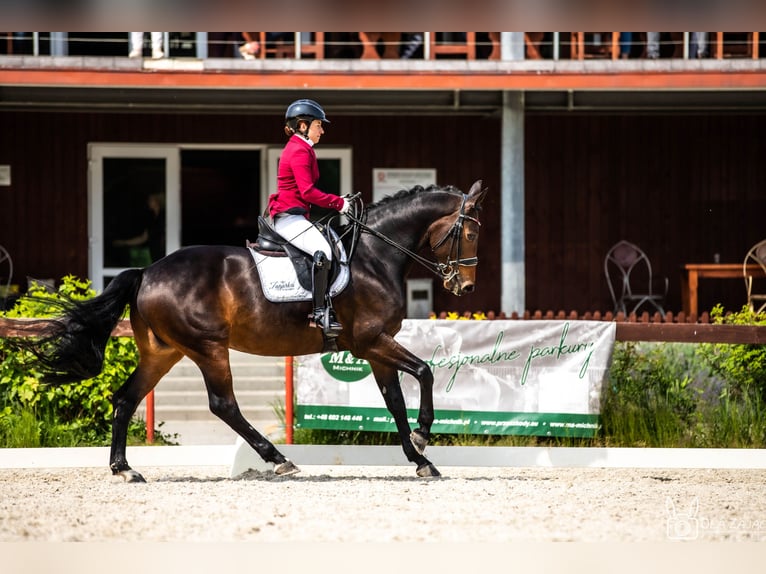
[466,232,477,242]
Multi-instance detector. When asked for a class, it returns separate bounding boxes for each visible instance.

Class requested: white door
[88,144,180,292]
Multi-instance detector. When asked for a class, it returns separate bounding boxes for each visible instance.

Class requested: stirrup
[311,307,342,336]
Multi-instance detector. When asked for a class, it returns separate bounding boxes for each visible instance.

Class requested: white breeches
[273,214,332,261]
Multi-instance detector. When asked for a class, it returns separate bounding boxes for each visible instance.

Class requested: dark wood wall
[525,113,766,315]
[0,111,501,314]
[2,109,765,315]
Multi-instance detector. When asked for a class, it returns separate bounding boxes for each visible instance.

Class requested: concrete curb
[3,442,766,479]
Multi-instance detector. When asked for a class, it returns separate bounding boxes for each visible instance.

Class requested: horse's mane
[365,184,463,212]
[335,184,463,253]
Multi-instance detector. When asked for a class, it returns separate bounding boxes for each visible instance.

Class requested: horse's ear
[466,179,488,207]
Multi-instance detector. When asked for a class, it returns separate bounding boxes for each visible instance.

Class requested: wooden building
[2,32,766,316]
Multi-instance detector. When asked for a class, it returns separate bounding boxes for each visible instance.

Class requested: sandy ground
[2,464,766,543]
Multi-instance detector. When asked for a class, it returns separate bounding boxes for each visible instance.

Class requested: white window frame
[88,144,180,292]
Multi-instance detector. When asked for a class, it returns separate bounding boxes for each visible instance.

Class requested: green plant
[0,275,168,447]
[698,304,766,403]
[0,407,42,447]
[600,341,704,446]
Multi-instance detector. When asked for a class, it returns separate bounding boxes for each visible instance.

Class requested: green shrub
[601,341,704,446]
[0,275,169,447]
[698,304,766,403]
[601,305,766,448]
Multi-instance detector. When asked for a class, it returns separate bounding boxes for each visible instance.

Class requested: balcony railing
[2,32,763,61]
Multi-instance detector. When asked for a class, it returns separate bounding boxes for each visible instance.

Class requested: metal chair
[744,239,766,313]
[0,245,12,310]
[604,240,668,316]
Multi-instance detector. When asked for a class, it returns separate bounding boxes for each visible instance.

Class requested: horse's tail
[18,268,143,385]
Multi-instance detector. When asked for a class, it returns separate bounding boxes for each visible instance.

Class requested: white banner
[296,320,616,437]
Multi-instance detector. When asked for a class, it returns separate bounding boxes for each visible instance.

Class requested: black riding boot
[311,251,342,336]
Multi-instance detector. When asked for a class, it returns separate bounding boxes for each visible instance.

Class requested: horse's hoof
[410,431,428,454]
[274,460,301,476]
[416,463,441,478]
[118,469,146,483]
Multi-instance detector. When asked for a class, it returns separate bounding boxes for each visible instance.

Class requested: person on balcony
[647,32,707,59]
[129,32,164,59]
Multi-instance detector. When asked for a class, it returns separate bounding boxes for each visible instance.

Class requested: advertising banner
[295,320,616,437]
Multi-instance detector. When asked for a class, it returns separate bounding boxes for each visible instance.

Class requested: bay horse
[17,180,487,481]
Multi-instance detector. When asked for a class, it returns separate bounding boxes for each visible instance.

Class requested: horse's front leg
[365,336,440,477]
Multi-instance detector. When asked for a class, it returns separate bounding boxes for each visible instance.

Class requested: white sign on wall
[372,168,436,202]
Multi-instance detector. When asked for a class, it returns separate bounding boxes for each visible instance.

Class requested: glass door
[88,144,180,292]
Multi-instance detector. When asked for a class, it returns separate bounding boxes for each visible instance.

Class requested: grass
[0,407,177,448]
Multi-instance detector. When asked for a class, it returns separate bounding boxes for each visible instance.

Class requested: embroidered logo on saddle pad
[247,237,350,303]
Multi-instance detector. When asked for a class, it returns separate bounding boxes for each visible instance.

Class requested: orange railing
[2,32,764,62]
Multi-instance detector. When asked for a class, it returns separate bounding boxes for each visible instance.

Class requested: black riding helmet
[285,99,330,125]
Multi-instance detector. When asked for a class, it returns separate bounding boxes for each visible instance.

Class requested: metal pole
[145,390,155,444]
[285,356,294,444]
[501,90,526,316]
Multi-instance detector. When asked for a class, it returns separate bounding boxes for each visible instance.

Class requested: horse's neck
[368,192,457,252]
[353,192,459,287]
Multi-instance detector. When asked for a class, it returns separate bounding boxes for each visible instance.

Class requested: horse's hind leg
[195,351,299,475]
[110,346,183,483]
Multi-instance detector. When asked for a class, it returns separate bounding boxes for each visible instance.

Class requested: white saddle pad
[247,236,350,303]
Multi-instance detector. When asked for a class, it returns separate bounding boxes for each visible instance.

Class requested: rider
[268,98,350,336]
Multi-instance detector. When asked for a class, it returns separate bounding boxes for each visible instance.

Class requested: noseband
[347,193,480,283]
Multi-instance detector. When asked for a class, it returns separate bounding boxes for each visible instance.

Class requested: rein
[345,193,481,283]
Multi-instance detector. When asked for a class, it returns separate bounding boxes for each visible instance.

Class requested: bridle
[430,194,481,282]
[345,193,481,283]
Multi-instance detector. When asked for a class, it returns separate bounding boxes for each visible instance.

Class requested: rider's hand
[339,198,351,214]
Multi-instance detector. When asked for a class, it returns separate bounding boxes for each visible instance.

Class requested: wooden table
[681,263,765,315]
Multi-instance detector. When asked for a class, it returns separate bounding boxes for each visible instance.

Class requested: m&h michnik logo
[321,351,372,382]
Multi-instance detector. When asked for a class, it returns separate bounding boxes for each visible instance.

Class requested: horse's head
[429,180,488,296]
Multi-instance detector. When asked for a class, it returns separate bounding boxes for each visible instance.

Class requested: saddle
[247,216,346,296]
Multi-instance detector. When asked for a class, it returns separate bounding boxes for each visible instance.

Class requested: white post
[501,32,524,60]
[196,32,208,59]
[501,91,525,316]
[50,32,67,56]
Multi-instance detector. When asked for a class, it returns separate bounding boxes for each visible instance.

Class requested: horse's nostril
[462,283,474,294]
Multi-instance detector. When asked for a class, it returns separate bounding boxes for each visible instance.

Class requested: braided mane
[366,184,462,212]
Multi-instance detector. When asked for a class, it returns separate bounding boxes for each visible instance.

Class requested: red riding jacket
[268,135,344,218]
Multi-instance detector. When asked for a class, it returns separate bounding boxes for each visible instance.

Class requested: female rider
[267,99,350,336]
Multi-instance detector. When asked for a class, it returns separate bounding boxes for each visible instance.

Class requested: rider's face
[306,119,324,145]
